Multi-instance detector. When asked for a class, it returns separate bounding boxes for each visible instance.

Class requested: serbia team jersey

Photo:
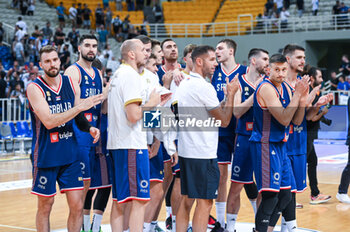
[284,77,307,155]
[73,63,102,146]
[29,75,78,168]
[235,74,255,136]
[156,63,185,86]
[250,79,291,143]
[211,63,247,136]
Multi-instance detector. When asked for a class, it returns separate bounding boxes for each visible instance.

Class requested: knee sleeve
[268,189,293,227]
[282,192,296,221]
[244,182,258,200]
[165,178,174,207]
[93,187,111,212]
[84,189,96,210]
[255,192,279,232]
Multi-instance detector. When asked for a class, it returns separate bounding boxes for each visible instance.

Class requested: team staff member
[27,45,102,232]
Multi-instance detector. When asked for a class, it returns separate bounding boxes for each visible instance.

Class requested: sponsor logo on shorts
[273,172,280,185]
[38,176,47,189]
[140,180,149,193]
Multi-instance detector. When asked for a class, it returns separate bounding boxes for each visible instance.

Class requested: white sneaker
[336,193,350,204]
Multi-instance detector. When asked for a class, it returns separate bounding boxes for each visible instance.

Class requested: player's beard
[257,65,267,75]
[45,68,59,78]
[81,53,96,62]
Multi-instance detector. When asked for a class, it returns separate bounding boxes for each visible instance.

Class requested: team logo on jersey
[56,96,61,101]
[244,87,249,92]
[271,150,276,155]
[92,82,95,86]
[46,91,51,101]
[50,132,59,143]
[289,125,293,134]
[143,110,161,128]
[218,72,222,81]
[246,122,253,131]
[85,113,93,122]
[84,75,89,84]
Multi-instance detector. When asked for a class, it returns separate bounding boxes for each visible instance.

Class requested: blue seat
[16,121,31,138]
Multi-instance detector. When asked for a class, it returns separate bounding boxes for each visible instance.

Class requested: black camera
[320,116,332,126]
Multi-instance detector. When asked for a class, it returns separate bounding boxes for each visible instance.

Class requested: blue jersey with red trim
[73,62,102,146]
[212,63,248,136]
[236,74,255,136]
[29,75,78,168]
[285,76,307,155]
[250,79,291,143]
[156,63,185,86]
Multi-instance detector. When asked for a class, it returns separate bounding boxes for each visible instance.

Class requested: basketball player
[151,39,164,66]
[212,39,247,228]
[226,48,269,232]
[250,54,309,232]
[64,34,107,232]
[107,39,164,232]
[27,45,102,232]
[175,45,239,232]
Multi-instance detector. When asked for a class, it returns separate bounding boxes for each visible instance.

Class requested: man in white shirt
[16,16,27,33]
[69,3,77,27]
[175,45,239,232]
[107,39,161,232]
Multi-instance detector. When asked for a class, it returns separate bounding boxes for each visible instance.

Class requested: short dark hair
[79,34,98,45]
[218,39,237,56]
[191,45,215,64]
[282,44,305,56]
[135,35,151,45]
[269,53,287,64]
[161,39,175,50]
[183,44,196,58]
[248,48,269,60]
[149,53,157,60]
[39,45,57,60]
[305,66,321,79]
[151,39,161,49]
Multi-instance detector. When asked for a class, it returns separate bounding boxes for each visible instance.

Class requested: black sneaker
[210,222,224,232]
[208,215,217,229]
[166,215,172,231]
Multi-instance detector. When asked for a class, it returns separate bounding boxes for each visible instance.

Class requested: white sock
[143,222,151,232]
[286,220,298,232]
[166,206,172,218]
[281,217,288,232]
[123,230,129,232]
[150,221,157,231]
[226,213,237,232]
[172,215,176,232]
[83,214,91,231]
[249,199,257,215]
[215,202,226,227]
[91,214,103,232]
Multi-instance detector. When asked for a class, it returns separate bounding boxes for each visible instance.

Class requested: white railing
[0,98,30,122]
[138,13,350,38]
[2,22,15,47]
[321,90,350,105]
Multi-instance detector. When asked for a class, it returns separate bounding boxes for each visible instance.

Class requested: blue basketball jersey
[250,79,291,143]
[156,63,184,86]
[29,75,78,168]
[235,74,256,136]
[284,77,307,155]
[212,63,248,136]
[73,62,102,146]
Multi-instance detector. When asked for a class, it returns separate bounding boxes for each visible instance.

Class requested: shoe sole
[309,197,331,205]
[336,195,350,204]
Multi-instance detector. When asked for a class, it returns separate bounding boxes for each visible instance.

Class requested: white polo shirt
[107,64,147,150]
[174,72,220,159]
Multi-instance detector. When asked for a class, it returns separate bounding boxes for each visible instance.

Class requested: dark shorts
[179,156,220,199]
[217,136,235,164]
[58,17,65,22]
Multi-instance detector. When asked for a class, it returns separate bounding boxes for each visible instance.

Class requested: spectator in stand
[83,4,92,29]
[95,3,105,28]
[10,82,24,99]
[14,38,25,66]
[59,44,71,70]
[127,0,135,11]
[56,2,66,28]
[284,0,290,9]
[7,70,24,97]
[105,7,113,33]
[34,33,43,59]
[116,0,122,11]
[16,17,27,33]
[333,0,341,14]
[337,75,350,91]
[67,27,79,53]
[15,25,25,42]
[112,15,122,40]
[102,44,113,61]
[280,7,290,29]
[106,56,120,73]
[330,71,339,91]
[136,0,144,11]
[120,16,130,41]
[0,69,7,99]
[339,54,350,77]
[7,60,23,80]
[69,3,77,28]
[312,0,319,16]
[297,0,304,17]
[60,38,73,58]
[27,38,36,63]
[31,25,40,38]
[27,0,35,16]
[153,2,163,22]
[0,22,4,43]
[23,66,38,89]
[274,0,284,15]
[97,25,108,51]
[265,0,274,17]
[41,21,53,42]
[53,27,65,46]
[76,3,83,28]
[19,0,28,16]
[103,0,109,9]
[339,2,349,25]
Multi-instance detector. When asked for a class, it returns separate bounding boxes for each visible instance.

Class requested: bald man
[107,39,161,232]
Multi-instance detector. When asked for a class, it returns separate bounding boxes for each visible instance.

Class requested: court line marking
[0,179,32,192]
[0,224,36,231]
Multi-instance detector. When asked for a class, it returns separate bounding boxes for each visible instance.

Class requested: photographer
[306,67,333,204]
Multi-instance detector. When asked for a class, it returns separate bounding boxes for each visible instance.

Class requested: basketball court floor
[0,140,349,232]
